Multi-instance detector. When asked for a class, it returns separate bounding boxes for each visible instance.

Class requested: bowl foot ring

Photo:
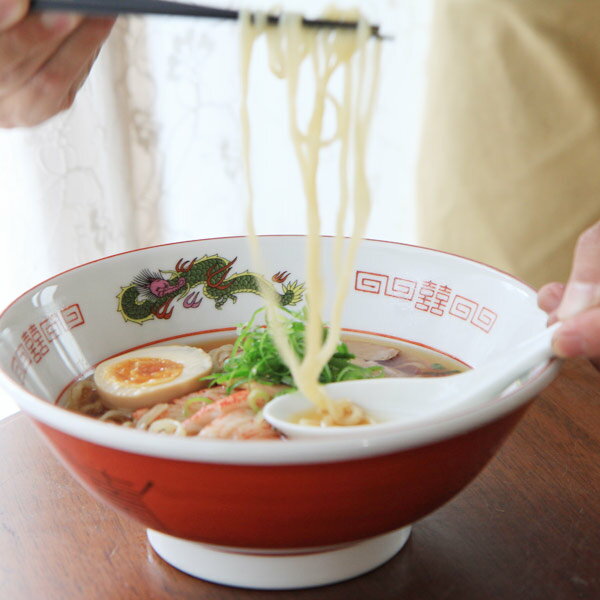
[147,526,411,590]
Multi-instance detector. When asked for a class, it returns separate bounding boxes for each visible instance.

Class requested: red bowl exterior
[33,401,530,550]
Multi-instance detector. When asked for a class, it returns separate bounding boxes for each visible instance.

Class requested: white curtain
[0,0,432,417]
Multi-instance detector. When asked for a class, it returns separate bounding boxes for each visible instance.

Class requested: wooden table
[1,359,598,599]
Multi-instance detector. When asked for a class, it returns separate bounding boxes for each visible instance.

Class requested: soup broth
[342,336,466,378]
[199,334,467,377]
[58,334,467,440]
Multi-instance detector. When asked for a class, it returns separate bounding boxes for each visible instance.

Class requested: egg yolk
[107,357,184,387]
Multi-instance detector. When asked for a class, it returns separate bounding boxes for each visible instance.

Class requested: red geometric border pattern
[355,271,498,334]
[385,277,416,301]
[11,303,85,383]
[355,271,388,295]
[449,295,478,321]
[472,306,498,333]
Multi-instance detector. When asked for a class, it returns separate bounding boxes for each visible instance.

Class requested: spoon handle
[501,320,560,373]
[458,322,561,406]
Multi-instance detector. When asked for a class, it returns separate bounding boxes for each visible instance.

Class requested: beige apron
[417,0,600,289]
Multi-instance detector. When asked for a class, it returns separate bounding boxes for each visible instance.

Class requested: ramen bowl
[0,236,560,590]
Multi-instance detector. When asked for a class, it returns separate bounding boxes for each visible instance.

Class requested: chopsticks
[29,0,388,38]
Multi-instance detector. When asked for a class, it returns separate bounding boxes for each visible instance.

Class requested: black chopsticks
[29,0,388,38]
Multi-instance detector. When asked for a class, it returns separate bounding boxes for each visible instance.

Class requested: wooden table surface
[0,359,598,599]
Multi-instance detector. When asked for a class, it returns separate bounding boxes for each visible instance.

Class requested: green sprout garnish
[203,307,383,393]
[204,308,383,393]
[182,396,213,417]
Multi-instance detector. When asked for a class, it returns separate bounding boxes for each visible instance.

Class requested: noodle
[62,379,105,416]
[148,419,187,436]
[240,9,382,426]
[99,409,132,423]
[135,403,169,430]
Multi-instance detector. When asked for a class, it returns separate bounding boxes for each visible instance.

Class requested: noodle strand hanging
[240,10,382,426]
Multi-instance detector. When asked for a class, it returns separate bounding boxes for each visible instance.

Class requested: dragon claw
[183,291,202,309]
[176,257,197,273]
[206,257,238,290]
[272,270,290,283]
[152,298,174,319]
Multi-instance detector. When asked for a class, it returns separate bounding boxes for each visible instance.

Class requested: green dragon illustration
[117,255,304,324]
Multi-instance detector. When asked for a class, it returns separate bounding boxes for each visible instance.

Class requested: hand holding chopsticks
[0,0,114,127]
[0,0,387,127]
[29,0,388,38]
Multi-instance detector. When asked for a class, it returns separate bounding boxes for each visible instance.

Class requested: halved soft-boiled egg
[94,345,212,410]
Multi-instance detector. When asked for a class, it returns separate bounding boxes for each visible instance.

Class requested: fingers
[545,221,600,372]
[561,221,600,283]
[0,0,115,127]
[537,282,565,315]
[0,16,115,127]
[557,222,600,320]
[553,307,600,371]
[0,0,29,30]
[0,12,82,98]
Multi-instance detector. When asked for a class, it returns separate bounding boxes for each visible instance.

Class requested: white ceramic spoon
[263,322,562,440]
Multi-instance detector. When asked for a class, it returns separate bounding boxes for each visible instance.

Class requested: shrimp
[199,409,281,440]
[182,390,252,434]
[173,386,230,408]
[131,386,230,425]
[183,389,280,439]
[127,386,281,439]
